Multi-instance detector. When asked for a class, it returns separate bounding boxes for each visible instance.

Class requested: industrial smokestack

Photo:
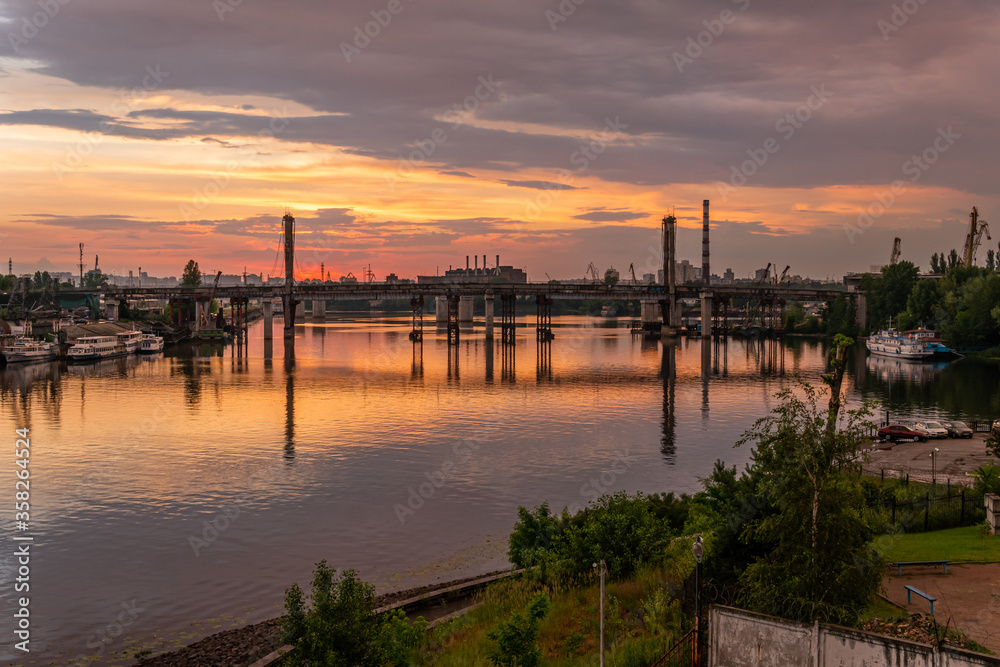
[466,255,470,270]
[475,255,478,271]
[496,255,500,269]
[483,255,487,273]
[702,200,710,286]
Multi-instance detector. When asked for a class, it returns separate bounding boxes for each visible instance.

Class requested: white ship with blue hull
[866,329,933,360]
[2,339,58,364]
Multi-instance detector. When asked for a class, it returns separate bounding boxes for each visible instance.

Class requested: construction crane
[889,237,901,265]
[627,263,638,284]
[963,207,991,268]
[363,264,376,283]
[202,270,223,327]
[775,265,790,285]
[756,262,772,285]
[585,262,600,283]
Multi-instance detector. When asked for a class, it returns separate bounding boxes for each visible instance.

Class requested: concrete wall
[710,606,1000,667]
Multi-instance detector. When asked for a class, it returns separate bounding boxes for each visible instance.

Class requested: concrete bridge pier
[435,296,449,325]
[640,299,659,335]
[700,291,712,337]
[312,299,326,321]
[459,296,474,330]
[105,301,119,322]
[484,292,494,338]
[263,299,273,340]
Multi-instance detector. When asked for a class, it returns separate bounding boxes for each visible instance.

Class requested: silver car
[915,421,949,439]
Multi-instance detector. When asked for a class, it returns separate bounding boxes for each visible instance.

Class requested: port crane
[201,270,222,327]
[963,207,991,268]
[627,263,638,284]
[889,237,901,265]
[585,262,601,283]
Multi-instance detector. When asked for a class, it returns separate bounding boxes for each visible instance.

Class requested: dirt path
[883,563,1000,653]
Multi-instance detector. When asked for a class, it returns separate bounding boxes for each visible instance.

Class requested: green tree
[859,261,919,329]
[930,253,943,274]
[181,260,202,287]
[987,249,996,272]
[486,593,550,667]
[0,274,14,292]
[735,339,884,624]
[947,249,960,270]
[902,278,940,329]
[83,270,109,289]
[282,561,424,667]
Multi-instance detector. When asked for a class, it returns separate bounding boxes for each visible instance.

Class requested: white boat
[866,329,933,359]
[116,329,144,354]
[67,336,128,362]
[2,339,58,364]
[139,334,164,353]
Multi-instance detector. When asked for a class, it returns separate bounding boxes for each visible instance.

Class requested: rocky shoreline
[135,573,499,667]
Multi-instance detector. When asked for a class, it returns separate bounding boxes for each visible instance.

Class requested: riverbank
[133,572,505,666]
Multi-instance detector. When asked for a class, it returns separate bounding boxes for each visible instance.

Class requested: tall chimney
[496,255,500,269]
[466,255,469,271]
[702,199,710,286]
[475,255,478,271]
[483,255,487,273]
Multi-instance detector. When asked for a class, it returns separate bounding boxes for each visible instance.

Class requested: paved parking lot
[864,433,996,486]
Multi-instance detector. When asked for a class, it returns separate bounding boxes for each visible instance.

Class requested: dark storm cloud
[500,180,583,191]
[0,109,113,130]
[1,0,998,196]
[573,209,646,222]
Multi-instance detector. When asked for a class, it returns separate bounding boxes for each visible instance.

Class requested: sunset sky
[1,0,998,282]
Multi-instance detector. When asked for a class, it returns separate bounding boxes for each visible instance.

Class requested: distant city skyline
[2,0,997,282]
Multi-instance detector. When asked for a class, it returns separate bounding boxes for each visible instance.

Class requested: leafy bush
[282,561,425,667]
[508,492,679,581]
[485,593,549,667]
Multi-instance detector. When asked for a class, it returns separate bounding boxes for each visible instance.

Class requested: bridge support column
[435,296,449,325]
[641,299,659,335]
[312,299,325,320]
[459,296,474,329]
[105,301,119,322]
[500,293,516,345]
[447,293,460,345]
[700,291,712,337]
[409,296,424,341]
[484,291,494,338]
[263,299,273,340]
[535,294,554,341]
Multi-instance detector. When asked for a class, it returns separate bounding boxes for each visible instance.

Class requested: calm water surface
[1,316,997,664]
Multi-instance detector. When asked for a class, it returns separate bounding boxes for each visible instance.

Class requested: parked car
[941,421,974,438]
[915,421,949,439]
[878,424,930,443]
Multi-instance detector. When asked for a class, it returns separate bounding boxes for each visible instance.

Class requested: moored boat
[139,333,164,353]
[116,329,144,354]
[903,328,955,358]
[2,338,58,364]
[67,336,128,362]
[866,329,933,360]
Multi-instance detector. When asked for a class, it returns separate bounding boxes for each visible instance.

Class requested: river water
[0,316,997,664]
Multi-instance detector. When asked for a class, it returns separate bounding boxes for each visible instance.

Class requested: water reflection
[660,342,676,463]
[284,368,295,459]
[536,341,552,383]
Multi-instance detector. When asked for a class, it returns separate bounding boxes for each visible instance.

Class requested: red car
[878,424,929,443]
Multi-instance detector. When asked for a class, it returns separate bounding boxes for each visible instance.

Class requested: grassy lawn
[883,525,1000,563]
[858,595,906,623]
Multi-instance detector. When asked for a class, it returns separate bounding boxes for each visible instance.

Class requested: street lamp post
[692,536,704,667]
[593,560,606,667]
[930,447,939,488]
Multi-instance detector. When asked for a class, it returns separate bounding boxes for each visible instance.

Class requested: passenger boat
[903,328,955,358]
[67,336,128,362]
[116,329,144,354]
[139,334,165,353]
[2,339,58,364]
[865,329,933,360]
